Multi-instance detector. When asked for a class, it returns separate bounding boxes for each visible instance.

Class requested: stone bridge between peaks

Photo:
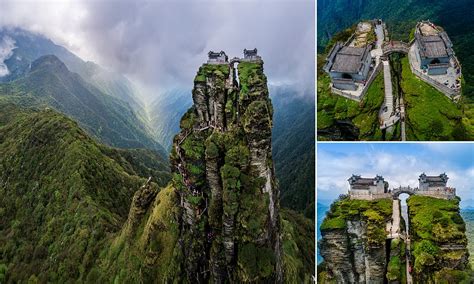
[382,41,411,57]
[230,57,241,66]
[390,186,417,199]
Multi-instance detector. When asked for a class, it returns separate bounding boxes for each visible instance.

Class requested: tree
[428,119,444,137]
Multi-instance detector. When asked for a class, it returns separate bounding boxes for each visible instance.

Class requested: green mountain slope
[149,88,192,150]
[461,210,474,268]
[0,103,170,282]
[0,55,166,154]
[272,91,315,218]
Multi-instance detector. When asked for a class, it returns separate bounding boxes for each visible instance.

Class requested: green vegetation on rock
[321,197,392,245]
[398,57,466,140]
[407,195,471,281]
[94,184,180,283]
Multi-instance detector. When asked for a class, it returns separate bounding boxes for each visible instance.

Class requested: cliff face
[171,60,282,282]
[318,198,392,284]
[319,196,473,283]
[407,196,471,282]
[320,217,388,283]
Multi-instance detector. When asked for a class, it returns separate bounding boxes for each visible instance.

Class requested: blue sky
[317,143,474,208]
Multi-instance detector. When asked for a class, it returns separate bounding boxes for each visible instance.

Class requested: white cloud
[0,0,315,102]
[0,36,16,77]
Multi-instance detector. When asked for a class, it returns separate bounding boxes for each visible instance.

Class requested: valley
[0,29,315,282]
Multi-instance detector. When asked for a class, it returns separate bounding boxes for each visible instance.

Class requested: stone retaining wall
[331,63,383,102]
[350,192,392,200]
[409,60,460,98]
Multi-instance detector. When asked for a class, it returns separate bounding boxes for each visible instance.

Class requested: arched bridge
[391,186,418,199]
[230,57,241,65]
[382,41,411,56]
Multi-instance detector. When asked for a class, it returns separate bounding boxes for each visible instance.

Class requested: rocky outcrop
[171,59,282,283]
[122,177,158,239]
[319,198,393,283]
[320,221,387,283]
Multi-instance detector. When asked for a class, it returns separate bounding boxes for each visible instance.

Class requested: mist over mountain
[0,28,144,111]
[149,88,192,150]
[0,54,166,155]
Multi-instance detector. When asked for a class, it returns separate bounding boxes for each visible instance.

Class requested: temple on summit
[348,174,389,198]
[348,173,456,200]
[324,44,373,91]
[207,51,228,64]
[414,21,454,75]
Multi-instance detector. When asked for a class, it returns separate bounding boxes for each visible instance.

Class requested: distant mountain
[271,87,315,219]
[461,210,474,268]
[0,55,166,155]
[0,103,170,282]
[149,88,192,150]
[0,28,144,111]
[461,199,474,210]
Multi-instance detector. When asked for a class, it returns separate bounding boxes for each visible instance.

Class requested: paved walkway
[371,24,384,66]
[387,199,401,239]
[379,60,401,130]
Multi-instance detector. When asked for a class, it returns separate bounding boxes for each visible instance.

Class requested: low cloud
[1,0,314,101]
[0,36,16,77]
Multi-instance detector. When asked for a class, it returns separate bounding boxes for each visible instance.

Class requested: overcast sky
[317,143,474,207]
[1,0,315,101]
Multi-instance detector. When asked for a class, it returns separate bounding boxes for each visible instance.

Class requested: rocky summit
[96,55,314,283]
[171,58,282,282]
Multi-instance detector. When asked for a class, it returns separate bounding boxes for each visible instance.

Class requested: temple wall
[350,192,392,200]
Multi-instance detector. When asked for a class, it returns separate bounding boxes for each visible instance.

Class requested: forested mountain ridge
[0,103,170,282]
[0,28,144,111]
[0,54,167,154]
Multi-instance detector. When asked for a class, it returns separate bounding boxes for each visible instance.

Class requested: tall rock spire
[170,54,282,283]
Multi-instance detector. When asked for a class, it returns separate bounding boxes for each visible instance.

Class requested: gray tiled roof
[330,46,370,73]
[416,30,453,59]
[425,176,445,182]
[352,178,375,185]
